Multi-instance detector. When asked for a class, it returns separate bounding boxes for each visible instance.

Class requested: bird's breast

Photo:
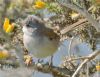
[23,34,59,58]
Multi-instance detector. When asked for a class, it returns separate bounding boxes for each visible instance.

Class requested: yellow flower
[3,18,14,33]
[24,55,32,60]
[70,12,79,20]
[0,51,9,59]
[95,0,100,3]
[3,18,9,31]
[24,55,32,66]
[33,0,46,9]
[96,65,100,71]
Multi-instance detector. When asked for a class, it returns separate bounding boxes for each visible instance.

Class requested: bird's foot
[38,59,43,63]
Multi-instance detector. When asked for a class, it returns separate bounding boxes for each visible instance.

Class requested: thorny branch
[60,18,87,35]
[65,56,89,62]
[60,16,100,35]
[0,49,99,77]
[0,60,73,77]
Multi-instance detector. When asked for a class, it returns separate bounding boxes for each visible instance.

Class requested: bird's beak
[22,26,37,35]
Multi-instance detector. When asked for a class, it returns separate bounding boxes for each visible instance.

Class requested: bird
[22,15,60,59]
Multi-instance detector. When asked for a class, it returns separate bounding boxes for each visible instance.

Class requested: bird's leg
[49,55,53,67]
[37,59,40,63]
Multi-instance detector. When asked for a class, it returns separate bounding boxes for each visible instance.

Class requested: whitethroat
[22,15,60,61]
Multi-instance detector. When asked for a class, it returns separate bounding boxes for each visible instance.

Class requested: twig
[0,60,73,77]
[33,63,72,77]
[66,56,89,62]
[60,16,100,35]
[72,49,100,77]
[60,18,86,34]
[68,36,75,57]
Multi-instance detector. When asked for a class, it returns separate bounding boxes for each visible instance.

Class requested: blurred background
[0,0,100,77]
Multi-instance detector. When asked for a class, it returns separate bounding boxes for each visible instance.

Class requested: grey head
[22,15,60,41]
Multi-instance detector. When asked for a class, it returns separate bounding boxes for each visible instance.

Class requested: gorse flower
[95,0,100,3]
[70,12,79,20]
[3,18,14,33]
[0,51,9,59]
[33,0,46,9]
[96,65,100,71]
[24,55,32,66]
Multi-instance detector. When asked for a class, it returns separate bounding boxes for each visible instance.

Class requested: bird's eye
[49,37,53,40]
[26,24,30,27]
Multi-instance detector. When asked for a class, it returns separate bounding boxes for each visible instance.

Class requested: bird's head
[22,15,45,36]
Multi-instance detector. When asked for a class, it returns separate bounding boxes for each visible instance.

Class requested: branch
[66,56,89,62]
[33,63,73,77]
[58,1,100,32]
[60,18,86,34]
[0,49,99,77]
[68,36,75,57]
[60,16,100,35]
[1,50,99,77]
[72,49,100,77]
[0,60,73,77]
